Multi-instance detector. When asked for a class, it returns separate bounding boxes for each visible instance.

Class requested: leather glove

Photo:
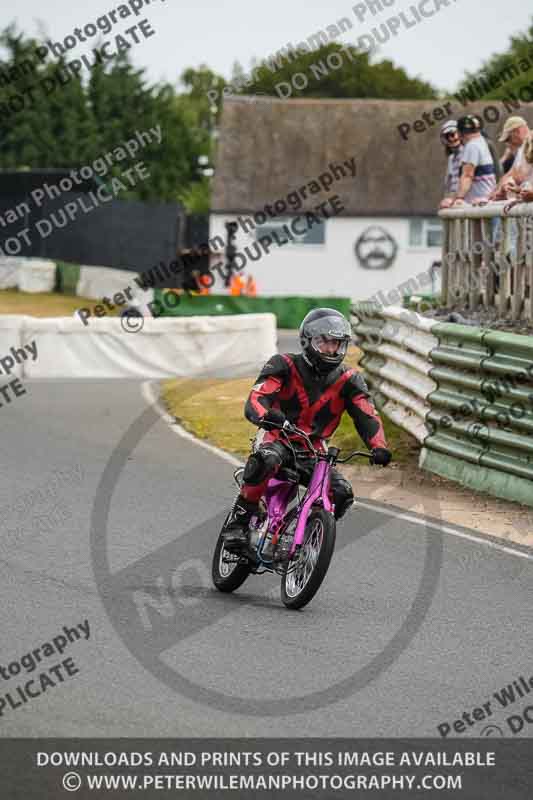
[261,408,287,428]
[370,447,392,466]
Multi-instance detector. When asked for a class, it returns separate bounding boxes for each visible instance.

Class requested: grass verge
[0,289,118,317]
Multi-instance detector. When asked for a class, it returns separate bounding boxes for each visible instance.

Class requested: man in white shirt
[452,115,496,206]
[487,116,530,201]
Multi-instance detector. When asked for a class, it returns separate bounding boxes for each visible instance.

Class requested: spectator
[229,273,245,295]
[245,274,257,296]
[439,120,463,209]
[501,141,519,175]
[515,133,533,203]
[472,114,502,181]
[452,115,496,206]
[192,269,211,294]
[487,116,530,201]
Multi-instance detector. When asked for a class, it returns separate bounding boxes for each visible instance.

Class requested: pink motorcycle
[212,425,371,610]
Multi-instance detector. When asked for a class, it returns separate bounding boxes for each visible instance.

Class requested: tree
[456,17,533,100]
[0,25,215,203]
[236,42,437,100]
[180,64,225,125]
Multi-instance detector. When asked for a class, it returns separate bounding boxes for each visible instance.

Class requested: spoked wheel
[281,508,336,610]
[212,529,251,593]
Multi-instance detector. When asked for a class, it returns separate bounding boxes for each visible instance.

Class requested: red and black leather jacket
[245,353,388,451]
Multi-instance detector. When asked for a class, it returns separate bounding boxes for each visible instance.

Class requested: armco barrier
[1,257,78,295]
[0,258,22,290]
[0,315,25,378]
[1,314,277,379]
[423,323,533,507]
[0,258,152,306]
[15,259,56,293]
[351,305,438,443]
[153,291,351,330]
[352,304,533,508]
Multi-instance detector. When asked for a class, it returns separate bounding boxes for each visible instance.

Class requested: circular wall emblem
[355,226,398,270]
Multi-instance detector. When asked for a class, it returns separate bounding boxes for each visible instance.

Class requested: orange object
[246,275,257,296]
[196,273,211,295]
[229,274,245,295]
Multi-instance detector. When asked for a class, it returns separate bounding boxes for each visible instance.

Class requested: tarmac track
[1,373,533,739]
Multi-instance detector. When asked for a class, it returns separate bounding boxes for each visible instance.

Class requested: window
[255,217,326,246]
[409,218,443,248]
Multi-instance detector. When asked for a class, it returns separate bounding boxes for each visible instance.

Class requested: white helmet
[440,120,458,147]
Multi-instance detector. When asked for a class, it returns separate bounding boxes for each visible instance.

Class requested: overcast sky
[6,1,532,93]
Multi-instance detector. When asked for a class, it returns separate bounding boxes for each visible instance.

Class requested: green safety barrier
[351,303,533,507]
[153,291,351,329]
[424,322,533,507]
[56,261,81,295]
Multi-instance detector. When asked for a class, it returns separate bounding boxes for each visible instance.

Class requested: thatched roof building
[212,96,533,217]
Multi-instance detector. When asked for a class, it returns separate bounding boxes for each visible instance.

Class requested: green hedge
[152,291,351,329]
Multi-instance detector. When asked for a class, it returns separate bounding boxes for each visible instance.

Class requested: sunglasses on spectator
[444,131,459,139]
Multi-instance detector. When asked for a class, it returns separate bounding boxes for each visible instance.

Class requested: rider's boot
[222,497,258,550]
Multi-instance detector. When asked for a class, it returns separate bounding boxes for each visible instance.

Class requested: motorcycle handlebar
[283,427,374,464]
[273,422,373,464]
[336,450,373,463]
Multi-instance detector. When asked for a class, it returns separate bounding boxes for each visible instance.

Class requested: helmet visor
[311,335,348,362]
[311,335,342,354]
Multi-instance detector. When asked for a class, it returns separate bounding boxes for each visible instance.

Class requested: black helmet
[457,115,481,135]
[299,307,351,373]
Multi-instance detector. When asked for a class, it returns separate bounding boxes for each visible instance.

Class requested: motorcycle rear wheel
[211,525,252,593]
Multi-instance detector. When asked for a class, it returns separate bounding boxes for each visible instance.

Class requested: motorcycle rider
[223,308,392,550]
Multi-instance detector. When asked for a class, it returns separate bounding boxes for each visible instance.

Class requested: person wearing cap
[439,120,464,209]
[510,133,533,203]
[487,116,530,201]
[451,115,496,206]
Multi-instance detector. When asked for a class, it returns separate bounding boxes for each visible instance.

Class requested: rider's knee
[243,447,282,485]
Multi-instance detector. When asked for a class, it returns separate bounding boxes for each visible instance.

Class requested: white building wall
[209,214,441,301]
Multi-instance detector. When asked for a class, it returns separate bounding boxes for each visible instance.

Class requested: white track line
[142,381,533,563]
[141,381,241,468]
[356,501,533,562]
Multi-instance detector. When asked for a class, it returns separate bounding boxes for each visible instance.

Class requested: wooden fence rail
[439,202,533,322]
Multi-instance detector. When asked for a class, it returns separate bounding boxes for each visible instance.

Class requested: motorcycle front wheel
[280,508,336,610]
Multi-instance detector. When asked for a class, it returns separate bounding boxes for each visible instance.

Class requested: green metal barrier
[55,262,81,295]
[153,291,351,329]
[352,304,533,507]
[423,323,533,507]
